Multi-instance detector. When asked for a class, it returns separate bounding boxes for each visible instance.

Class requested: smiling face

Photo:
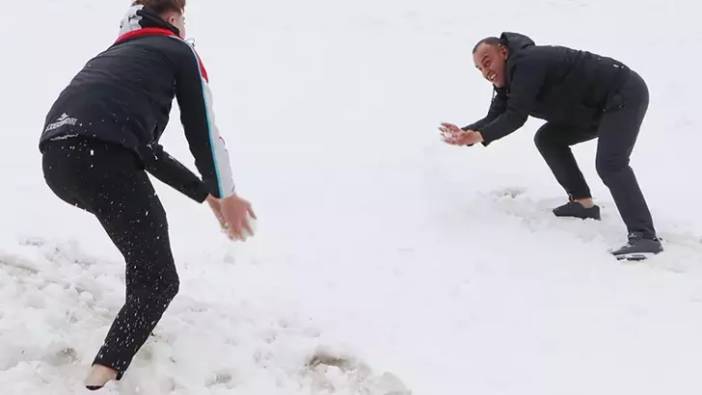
[473,42,509,88]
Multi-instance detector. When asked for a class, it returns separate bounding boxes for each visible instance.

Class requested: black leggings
[42,137,179,379]
[534,71,656,238]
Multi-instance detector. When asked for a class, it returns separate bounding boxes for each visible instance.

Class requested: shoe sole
[615,252,656,261]
[553,214,601,221]
[552,212,601,220]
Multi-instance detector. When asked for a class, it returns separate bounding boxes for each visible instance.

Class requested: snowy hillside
[2,0,702,394]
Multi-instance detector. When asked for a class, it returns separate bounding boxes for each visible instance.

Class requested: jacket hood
[119,5,181,37]
[499,32,535,88]
[500,32,535,55]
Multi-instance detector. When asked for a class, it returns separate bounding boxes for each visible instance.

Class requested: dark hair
[132,0,186,15]
[472,37,503,53]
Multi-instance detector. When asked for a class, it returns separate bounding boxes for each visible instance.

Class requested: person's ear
[499,45,509,59]
[160,11,177,26]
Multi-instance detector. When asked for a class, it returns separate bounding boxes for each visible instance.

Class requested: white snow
[2,0,702,394]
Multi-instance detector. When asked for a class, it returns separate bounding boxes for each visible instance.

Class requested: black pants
[42,137,179,378]
[534,71,656,238]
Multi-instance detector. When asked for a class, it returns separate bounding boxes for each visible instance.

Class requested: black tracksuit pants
[534,70,656,239]
[42,137,179,378]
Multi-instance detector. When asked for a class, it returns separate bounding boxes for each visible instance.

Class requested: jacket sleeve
[173,41,236,199]
[478,58,546,145]
[142,144,210,203]
[462,88,507,132]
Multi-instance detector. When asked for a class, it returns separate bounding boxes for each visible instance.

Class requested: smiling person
[439,32,661,260]
[39,0,256,390]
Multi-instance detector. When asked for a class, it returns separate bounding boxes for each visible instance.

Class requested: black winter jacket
[40,6,235,201]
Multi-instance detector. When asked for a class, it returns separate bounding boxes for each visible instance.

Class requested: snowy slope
[2,0,702,394]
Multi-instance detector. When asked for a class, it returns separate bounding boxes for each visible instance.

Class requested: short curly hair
[132,0,185,14]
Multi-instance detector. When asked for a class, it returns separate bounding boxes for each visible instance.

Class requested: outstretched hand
[207,194,257,241]
[439,122,484,146]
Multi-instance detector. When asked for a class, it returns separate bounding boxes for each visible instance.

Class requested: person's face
[163,10,186,39]
[473,43,509,88]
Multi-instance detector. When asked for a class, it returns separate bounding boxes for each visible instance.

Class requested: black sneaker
[553,201,601,220]
[611,233,663,261]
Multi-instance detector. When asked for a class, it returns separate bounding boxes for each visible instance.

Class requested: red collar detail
[114,27,209,82]
[115,27,177,45]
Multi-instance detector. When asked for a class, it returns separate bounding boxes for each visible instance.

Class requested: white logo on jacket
[45,113,78,132]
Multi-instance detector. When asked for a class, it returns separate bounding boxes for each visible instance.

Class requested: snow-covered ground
[2,0,702,394]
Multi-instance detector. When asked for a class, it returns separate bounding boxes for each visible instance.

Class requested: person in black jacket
[439,32,662,260]
[39,0,256,389]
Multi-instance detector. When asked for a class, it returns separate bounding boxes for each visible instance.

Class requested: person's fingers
[237,220,248,241]
[440,128,459,140]
[214,209,226,227]
[242,217,254,237]
[227,226,243,241]
[232,219,244,237]
[442,123,460,132]
[237,229,247,241]
[213,216,224,228]
[447,132,462,141]
[212,207,223,219]
[227,216,244,240]
[247,205,257,220]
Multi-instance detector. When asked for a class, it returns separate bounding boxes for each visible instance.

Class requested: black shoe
[552,201,601,220]
[611,233,663,261]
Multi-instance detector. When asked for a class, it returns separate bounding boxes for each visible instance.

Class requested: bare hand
[439,122,484,146]
[438,122,462,139]
[219,194,257,241]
